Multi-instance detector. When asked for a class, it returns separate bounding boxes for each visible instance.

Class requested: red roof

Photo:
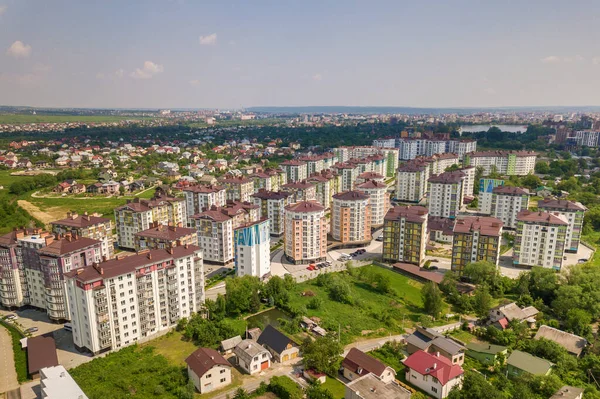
[285,201,325,213]
[403,350,463,385]
[496,317,509,329]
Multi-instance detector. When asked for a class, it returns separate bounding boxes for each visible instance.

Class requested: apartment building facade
[219,177,254,202]
[463,151,537,176]
[478,178,505,215]
[280,160,308,183]
[356,180,390,227]
[51,212,115,260]
[234,219,271,279]
[282,181,317,203]
[331,191,372,244]
[134,223,198,251]
[183,185,227,217]
[396,162,430,203]
[382,206,428,265]
[190,208,234,264]
[490,186,530,229]
[252,190,292,236]
[427,171,465,219]
[65,246,204,354]
[513,211,568,270]
[451,217,503,275]
[284,201,328,264]
[537,199,587,253]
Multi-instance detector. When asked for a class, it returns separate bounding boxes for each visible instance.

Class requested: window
[431,387,438,393]
[220,378,226,383]
[207,374,212,378]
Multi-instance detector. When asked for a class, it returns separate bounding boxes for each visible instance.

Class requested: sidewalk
[0,325,19,395]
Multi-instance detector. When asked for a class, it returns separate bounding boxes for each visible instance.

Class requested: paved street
[343,333,407,356]
[0,325,19,395]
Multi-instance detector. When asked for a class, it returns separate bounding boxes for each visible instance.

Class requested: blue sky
[1,0,600,109]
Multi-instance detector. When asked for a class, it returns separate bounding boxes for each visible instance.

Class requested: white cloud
[0,5,7,16]
[199,33,217,46]
[312,73,322,81]
[115,69,125,78]
[130,61,164,79]
[189,79,200,86]
[540,55,560,64]
[6,40,32,58]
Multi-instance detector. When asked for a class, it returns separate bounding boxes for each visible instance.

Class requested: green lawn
[0,114,148,124]
[143,331,199,367]
[321,378,346,399]
[449,329,478,344]
[288,265,438,343]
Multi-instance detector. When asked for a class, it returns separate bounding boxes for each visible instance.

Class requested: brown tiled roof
[285,201,325,213]
[398,163,427,172]
[537,199,587,212]
[192,208,232,222]
[185,348,231,378]
[453,217,503,236]
[517,210,568,225]
[358,171,384,179]
[65,245,202,283]
[183,184,225,193]
[492,186,529,195]
[342,348,387,378]
[0,228,47,247]
[392,263,444,284]
[333,190,369,201]
[283,181,315,190]
[432,153,459,160]
[219,176,252,184]
[428,170,465,184]
[252,190,291,200]
[51,213,110,228]
[27,336,58,374]
[384,206,428,223]
[427,216,455,235]
[38,236,101,256]
[281,160,307,166]
[135,225,196,240]
[356,180,387,189]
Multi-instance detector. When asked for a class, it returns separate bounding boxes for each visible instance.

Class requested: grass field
[0,114,149,124]
[320,378,346,399]
[288,265,441,343]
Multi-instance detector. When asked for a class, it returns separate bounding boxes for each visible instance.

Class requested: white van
[63,323,73,332]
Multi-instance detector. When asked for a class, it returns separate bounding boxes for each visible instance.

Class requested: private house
[186,347,232,393]
[70,184,86,194]
[405,326,465,365]
[220,336,242,355]
[233,339,272,375]
[342,348,396,383]
[465,342,508,365]
[403,350,464,399]
[53,182,71,193]
[550,386,585,399]
[345,373,412,399]
[534,326,588,358]
[507,350,553,376]
[489,303,539,329]
[256,325,300,363]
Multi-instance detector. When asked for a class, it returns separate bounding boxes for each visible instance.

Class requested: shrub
[268,375,303,399]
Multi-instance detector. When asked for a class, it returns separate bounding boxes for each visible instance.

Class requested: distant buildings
[284,201,328,264]
[234,219,270,278]
[378,137,476,160]
[451,217,503,275]
[382,206,428,265]
[65,246,204,354]
[463,150,537,176]
[331,191,372,244]
[513,211,568,270]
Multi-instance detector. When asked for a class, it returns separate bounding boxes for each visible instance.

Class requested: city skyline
[2,0,600,109]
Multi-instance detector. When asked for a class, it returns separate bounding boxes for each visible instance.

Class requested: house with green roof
[466,342,508,366]
[507,350,553,377]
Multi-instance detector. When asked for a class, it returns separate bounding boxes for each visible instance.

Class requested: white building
[234,339,272,375]
[573,130,600,147]
[184,185,227,217]
[490,186,530,229]
[186,348,232,394]
[537,199,587,253]
[373,138,396,148]
[234,219,270,279]
[65,245,204,354]
[280,160,308,183]
[478,178,505,215]
[464,150,537,176]
[513,211,568,270]
[356,180,390,227]
[40,366,88,399]
[251,190,292,236]
[427,171,465,219]
[403,350,464,399]
[396,161,430,203]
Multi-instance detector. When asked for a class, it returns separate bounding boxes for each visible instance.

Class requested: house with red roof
[403,350,464,399]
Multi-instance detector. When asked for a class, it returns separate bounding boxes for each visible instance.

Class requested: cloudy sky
[1,0,600,109]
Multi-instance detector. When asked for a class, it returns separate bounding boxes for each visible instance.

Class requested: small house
[233,339,271,375]
[550,386,584,399]
[342,348,396,383]
[534,325,588,358]
[465,342,507,365]
[220,335,242,354]
[403,350,464,399]
[507,350,553,377]
[185,347,232,393]
[256,325,300,363]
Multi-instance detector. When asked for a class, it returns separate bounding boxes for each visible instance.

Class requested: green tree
[233,387,250,399]
[565,308,592,336]
[306,382,334,399]
[421,282,443,319]
[301,336,344,375]
[472,284,492,318]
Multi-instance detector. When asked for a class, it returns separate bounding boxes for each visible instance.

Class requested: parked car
[4,314,17,320]
[357,249,366,254]
[25,327,38,333]
[578,258,589,263]
[375,236,384,241]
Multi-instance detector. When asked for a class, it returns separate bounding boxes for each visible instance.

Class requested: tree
[421,282,443,319]
[473,166,485,195]
[306,382,334,399]
[301,336,344,375]
[447,371,504,399]
[462,261,498,285]
[225,275,262,315]
[565,308,592,336]
[472,284,492,318]
[535,161,550,174]
[264,276,290,307]
[328,276,353,304]
[521,174,542,190]
[233,387,250,399]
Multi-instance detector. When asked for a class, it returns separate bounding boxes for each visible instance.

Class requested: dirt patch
[17,200,65,226]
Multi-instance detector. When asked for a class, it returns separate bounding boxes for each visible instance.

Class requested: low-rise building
[40,365,88,399]
[427,216,455,244]
[345,373,411,399]
[186,348,232,393]
[507,350,553,377]
[256,325,300,363]
[403,350,464,399]
[513,210,568,270]
[233,339,272,374]
[342,348,396,383]
[465,342,508,366]
[451,217,503,275]
[534,325,587,358]
[489,302,539,329]
[405,326,465,365]
[382,206,428,265]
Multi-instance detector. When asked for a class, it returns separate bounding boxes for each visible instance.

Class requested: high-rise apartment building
[282,181,317,203]
[382,206,428,265]
[427,171,465,219]
[251,190,292,236]
[284,201,328,264]
[463,151,537,176]
[331,191,371,243]
[396,161,430,203]
[490,186,529,229]
[183,185,227,217]
[280,160,308,183]
[513,211,568,270]
[219,177,255,202]
[51,212,115,260]
[451,217,503,275]
[478,178,505,214]
[190,208,234,265]
[65,246,204,354]
[234,219,271,279]
[356,180,390,227]
[536,199,587,253]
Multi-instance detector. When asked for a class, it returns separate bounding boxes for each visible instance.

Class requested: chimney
[76,268,83,275]
[45,236,54,246]
[147,253,152,260]
[436,351,440,358]
[433,363,437,370]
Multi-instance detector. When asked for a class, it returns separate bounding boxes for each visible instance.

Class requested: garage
[261,361,269,370]
[282,354,289,362]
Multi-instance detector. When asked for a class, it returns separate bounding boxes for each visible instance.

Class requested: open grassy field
[320,378,346,399]
[0,114,149,124]
[288,265,445,343]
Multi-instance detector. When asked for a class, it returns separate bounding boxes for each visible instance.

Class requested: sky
[1,0,600,109]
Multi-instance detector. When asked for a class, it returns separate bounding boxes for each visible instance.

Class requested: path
[343,334,408,356]
[17,200,58,225]
[0,325,19,395]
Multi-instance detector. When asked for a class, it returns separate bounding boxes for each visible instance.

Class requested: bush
[268,375,303,399]
[307,297,322,310]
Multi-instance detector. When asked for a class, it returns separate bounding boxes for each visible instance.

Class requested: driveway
[0,325,19,394]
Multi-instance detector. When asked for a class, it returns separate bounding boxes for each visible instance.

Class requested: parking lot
[0,308,94,370]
